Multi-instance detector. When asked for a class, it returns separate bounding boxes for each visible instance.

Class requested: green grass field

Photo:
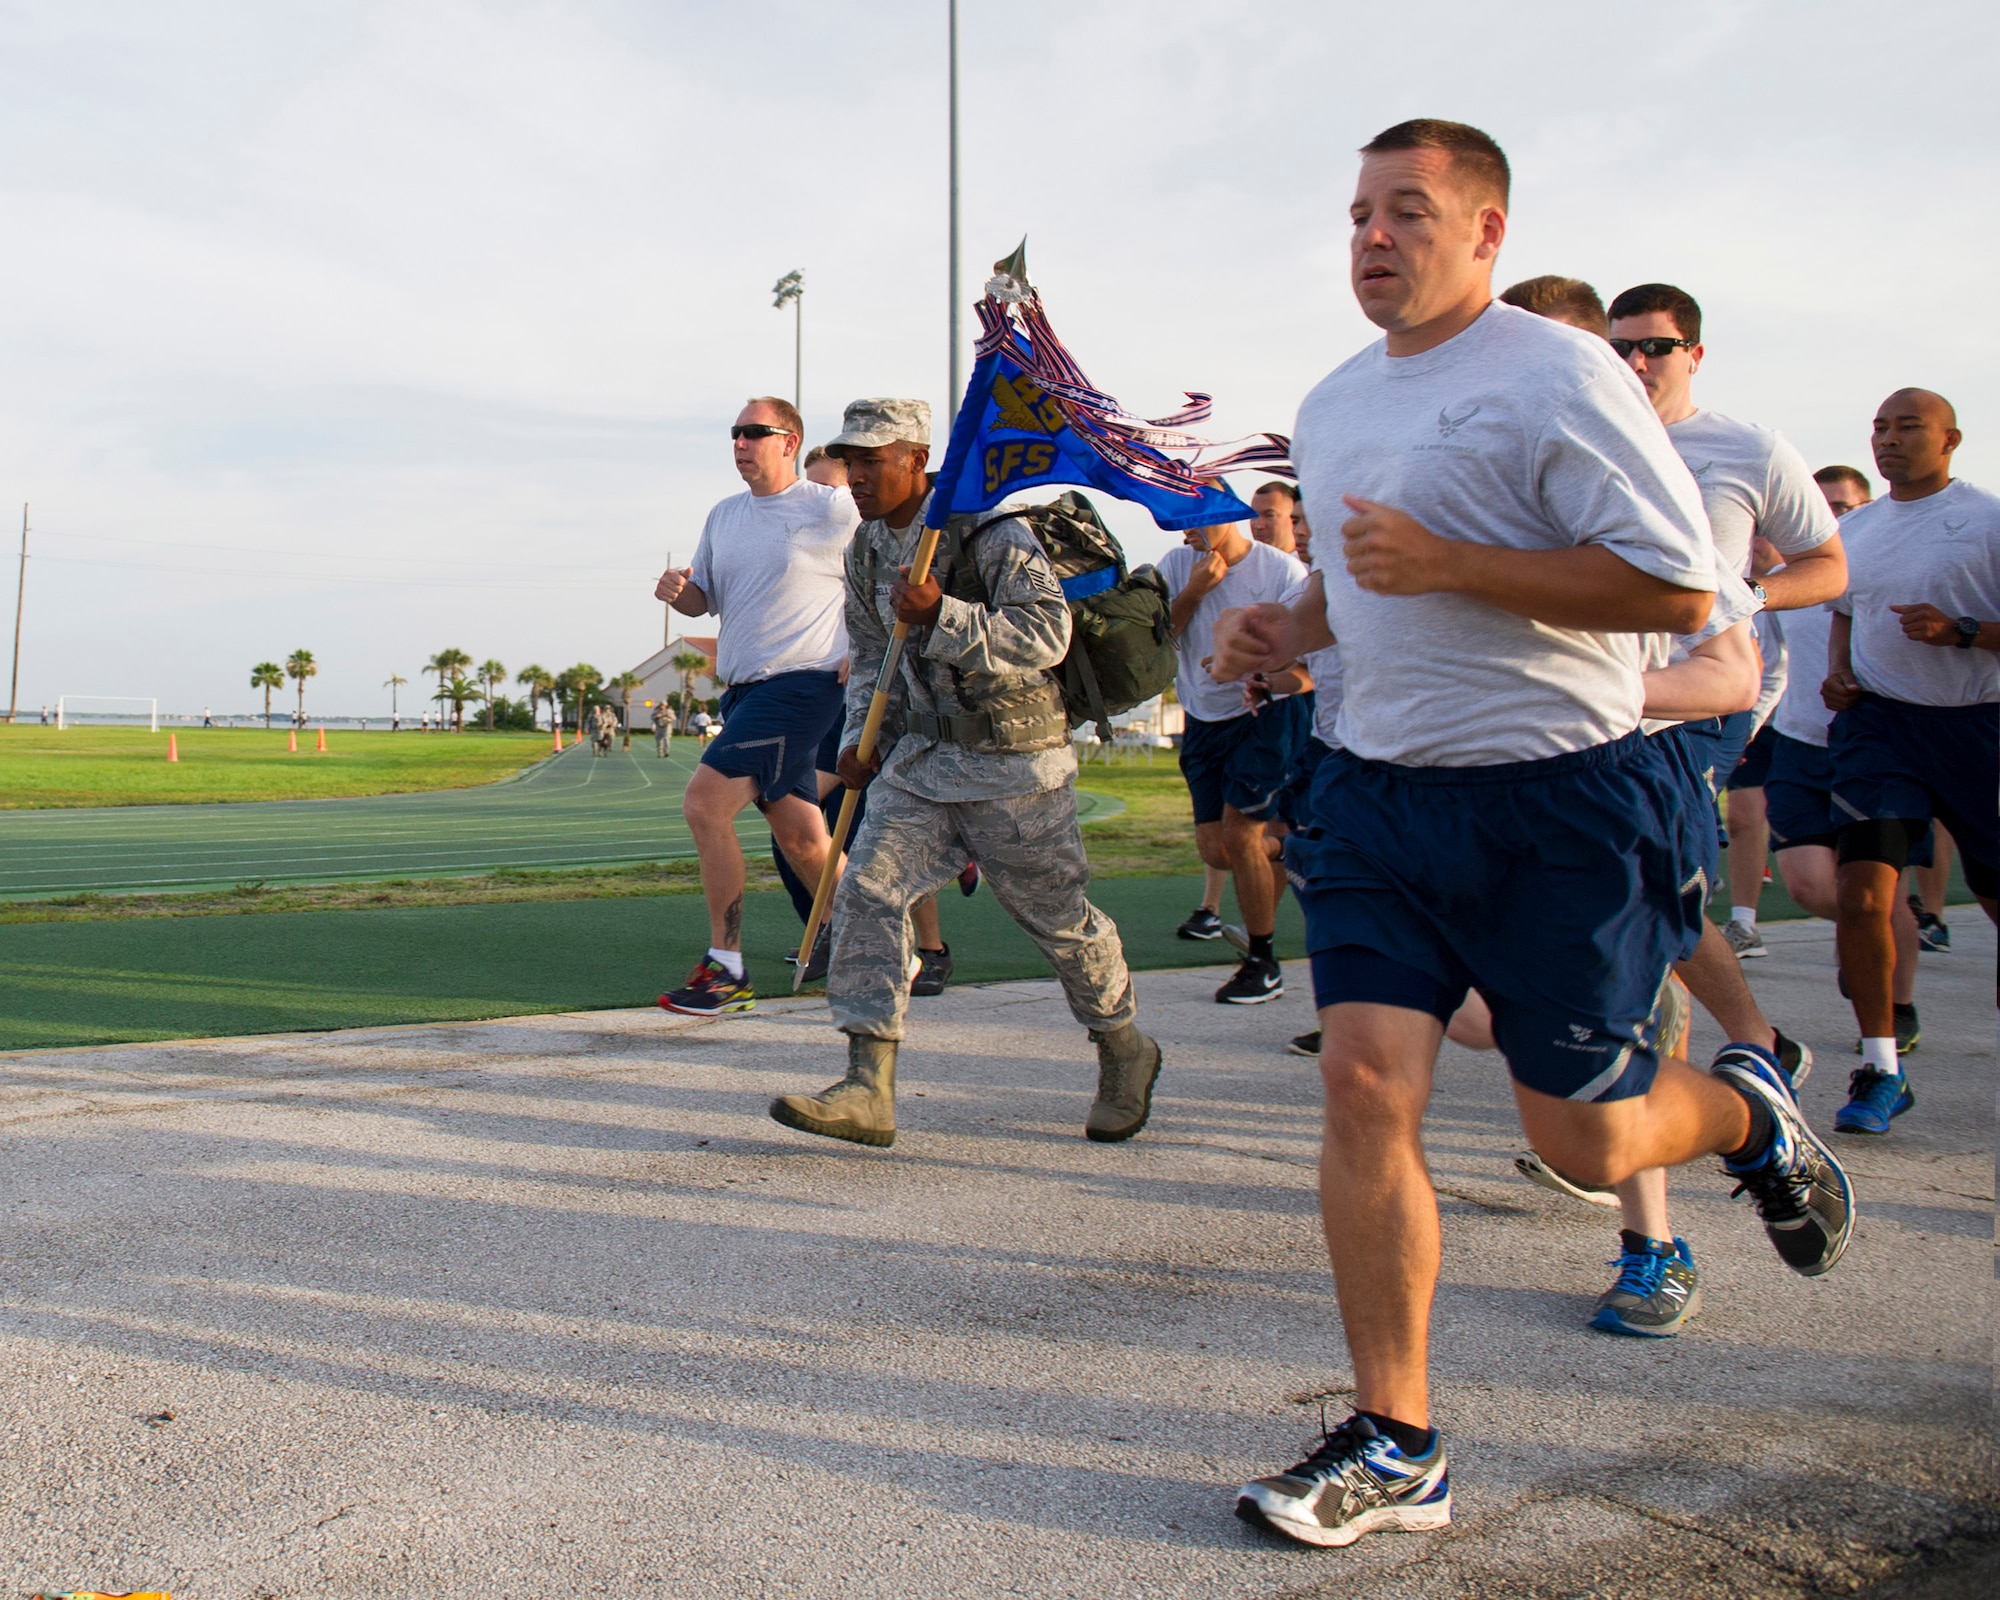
[0,723,550,808]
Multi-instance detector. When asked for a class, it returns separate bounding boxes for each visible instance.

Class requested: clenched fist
[1341,496,1454,596]
[655,566,695,604]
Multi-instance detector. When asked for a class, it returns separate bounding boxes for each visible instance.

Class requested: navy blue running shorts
[1180,701,1305,826]
[1831,691,1997,882]
[1276,734,1334,830]
[1285,730,1709,1104]
[1727,722,1776,790]
[702,669,845,808]
[1768,732,1935,865]
[1677,708,1754,848]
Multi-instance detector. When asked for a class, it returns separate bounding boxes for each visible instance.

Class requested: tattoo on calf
[724,896,743,947]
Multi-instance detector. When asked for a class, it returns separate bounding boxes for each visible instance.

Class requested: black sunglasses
[1609,336,1695,359]
[730,423,795,441]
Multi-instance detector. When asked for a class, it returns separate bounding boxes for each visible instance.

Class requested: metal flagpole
[6,504,26,724]
[948,0,963,426]
[772,271,804,412]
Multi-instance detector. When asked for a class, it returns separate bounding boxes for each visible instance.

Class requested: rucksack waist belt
[907,696,1069,749]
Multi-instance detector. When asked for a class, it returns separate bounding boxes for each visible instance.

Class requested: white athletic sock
[1859,1036,1899,1076]
[707,947,745,980]
[1730,906,1758,929]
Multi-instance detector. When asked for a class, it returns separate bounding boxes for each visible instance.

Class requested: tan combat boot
[1085,1023,1161,1142]
[769,1034,897,1147]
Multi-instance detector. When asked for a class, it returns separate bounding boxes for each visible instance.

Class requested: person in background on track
[1823,389,2000,1135]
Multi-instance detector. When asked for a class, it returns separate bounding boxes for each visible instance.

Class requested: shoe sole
[1177,929,1222,941]
[658,996,756,1017]
[1236,1493,1452,1548]
[767,1097,894,1147]
[1588,1287,1700,1338]
[1834,1095,1912,1137]
[1514,1153,1619,1207]
[1217,986,1284,1005]
[1285,1037,1321,1059]
[1734,946,1769,959]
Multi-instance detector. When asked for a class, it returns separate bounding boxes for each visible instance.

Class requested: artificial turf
[0,873,1301,1052]
[0,724,551,809]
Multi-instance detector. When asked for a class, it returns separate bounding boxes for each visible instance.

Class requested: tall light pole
[947,0,963,426]
[772,270,803,411]
[6,504,26,725]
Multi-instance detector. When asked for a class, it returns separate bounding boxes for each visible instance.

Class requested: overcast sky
[1,0,1992,718]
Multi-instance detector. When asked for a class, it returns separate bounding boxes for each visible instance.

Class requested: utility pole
[947,0,963,426]
[6,504,26,725]
[772,271,803,412]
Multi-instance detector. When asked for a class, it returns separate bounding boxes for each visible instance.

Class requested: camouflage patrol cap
[827,397,931,455]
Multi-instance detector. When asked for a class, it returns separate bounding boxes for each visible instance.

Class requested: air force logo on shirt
[1437,402,1482,439]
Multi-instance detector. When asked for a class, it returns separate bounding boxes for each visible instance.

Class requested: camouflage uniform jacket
[842,491,1077,803]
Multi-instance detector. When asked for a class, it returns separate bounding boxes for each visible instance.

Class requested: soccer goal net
[56,695,159,731]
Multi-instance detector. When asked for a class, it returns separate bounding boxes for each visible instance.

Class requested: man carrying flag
[768,397,1162,1149]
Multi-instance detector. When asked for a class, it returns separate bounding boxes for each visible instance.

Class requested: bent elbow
[1661,591,1713,635]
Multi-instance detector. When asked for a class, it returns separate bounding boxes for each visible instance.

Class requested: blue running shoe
[1590,1232,1701,1338]
[1714,1042,1854,1277]
[1236,1414,1451,1547]
[1833,1067,1914,1136]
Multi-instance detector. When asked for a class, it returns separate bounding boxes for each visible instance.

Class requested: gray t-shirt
[1831,478,2000,707]
[689,478,860,686]
[1292,302,1716,767]
[1304,642,1344,748]
[1159,540,1307,723]
[1772,604,1835,747]
[1666,409,1839,580]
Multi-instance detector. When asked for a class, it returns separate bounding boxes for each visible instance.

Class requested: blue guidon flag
[926,241,1293,533]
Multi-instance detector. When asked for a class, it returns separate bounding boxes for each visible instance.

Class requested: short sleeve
[688,506,721,614]
[1159,544,1192,598]
[1760,436,1840,557]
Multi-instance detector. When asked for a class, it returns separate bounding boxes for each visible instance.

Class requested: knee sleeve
[1837,817,1927,873]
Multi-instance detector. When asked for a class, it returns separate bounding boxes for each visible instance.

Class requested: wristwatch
[1749,581,1768,608]
[1954,615,1980,648]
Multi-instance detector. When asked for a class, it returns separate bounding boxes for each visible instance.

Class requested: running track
[0,742,1122,897]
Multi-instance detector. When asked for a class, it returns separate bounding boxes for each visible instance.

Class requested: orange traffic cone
[552,722,563,752]
[317,725,327,753]
[167,732,179,763]
[288,727,298,753]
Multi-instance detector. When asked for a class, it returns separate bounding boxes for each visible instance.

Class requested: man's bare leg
[766,792,835,904]
[1726,786,1770,920]
[1317,1002,1446,1427]
[912,895,943,949]
[1200,864,1228,916]
[1220,805,1278,938]
[683,765,761,948]
[1836,860,1900,1039]
[1778,844,1920,1005]
[1676,921,1776,1049]
[1611,1167,1671,1239]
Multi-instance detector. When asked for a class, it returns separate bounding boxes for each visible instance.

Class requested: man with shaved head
[1822,388,2000,1134]
[1213,119,1851,1550]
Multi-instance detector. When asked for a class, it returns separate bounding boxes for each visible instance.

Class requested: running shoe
[958,860,982,898]
[1910,898,1951,952]
[1514,1151,1618,1207]
[797,925,832,986]
[1722,920,1768,959]
[1236,1413,1451,1548]
[1286,1030,1322,1059]
[1772,1026,1813,1089]
[909,943,953,997]
[1833,1067,1914,1135]
[658,957,756,1017]
[1216,956,1283,1005]
[1850,1002,1920,1057]
[1714,1042,1853,1277]
[1589,1233,1700,1338]
[1176,907,1223,941]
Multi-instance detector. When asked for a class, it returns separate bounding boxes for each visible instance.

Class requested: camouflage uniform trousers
[828,778,1137,1043]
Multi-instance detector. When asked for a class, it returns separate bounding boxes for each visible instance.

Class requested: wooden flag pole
[793,520,947,990]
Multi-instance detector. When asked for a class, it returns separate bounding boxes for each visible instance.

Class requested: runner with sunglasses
[654,397,861,1017]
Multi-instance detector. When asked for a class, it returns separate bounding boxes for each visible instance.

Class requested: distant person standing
[652,701,673,757]
[654,396,861,1017]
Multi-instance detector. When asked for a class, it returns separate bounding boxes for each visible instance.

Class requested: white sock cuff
[1730,907,1758,929]
[1859,1036,1899,1075]
[707,947,745,979]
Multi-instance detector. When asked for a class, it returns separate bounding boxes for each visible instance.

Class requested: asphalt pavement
[2,910,1992,1598]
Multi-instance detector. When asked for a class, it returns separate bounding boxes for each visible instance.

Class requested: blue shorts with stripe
[702,670,845,808]
[1179,701,1305,826]
[1830,692,1998,877]
[1768,730,1936,864]
[1285,730,1709,1104]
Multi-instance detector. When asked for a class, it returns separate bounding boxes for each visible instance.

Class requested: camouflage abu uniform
[828,487,1138,1042]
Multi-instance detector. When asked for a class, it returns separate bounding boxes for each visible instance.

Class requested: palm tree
[426,648,472,729]
[251,662,284,729]
[478,659,506,731]
[516,663,553,729]
[383,672,408,724]
[609,670,643,749]
[433,669,482,732]
[670,649,709,732]
[285,649,317,725]
[561,663,603,732]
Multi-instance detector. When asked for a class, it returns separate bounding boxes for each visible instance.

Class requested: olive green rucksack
[942,491,1178,742]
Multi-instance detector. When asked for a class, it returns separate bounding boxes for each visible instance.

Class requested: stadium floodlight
[771,270,803,411]
[57,695,158,732]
